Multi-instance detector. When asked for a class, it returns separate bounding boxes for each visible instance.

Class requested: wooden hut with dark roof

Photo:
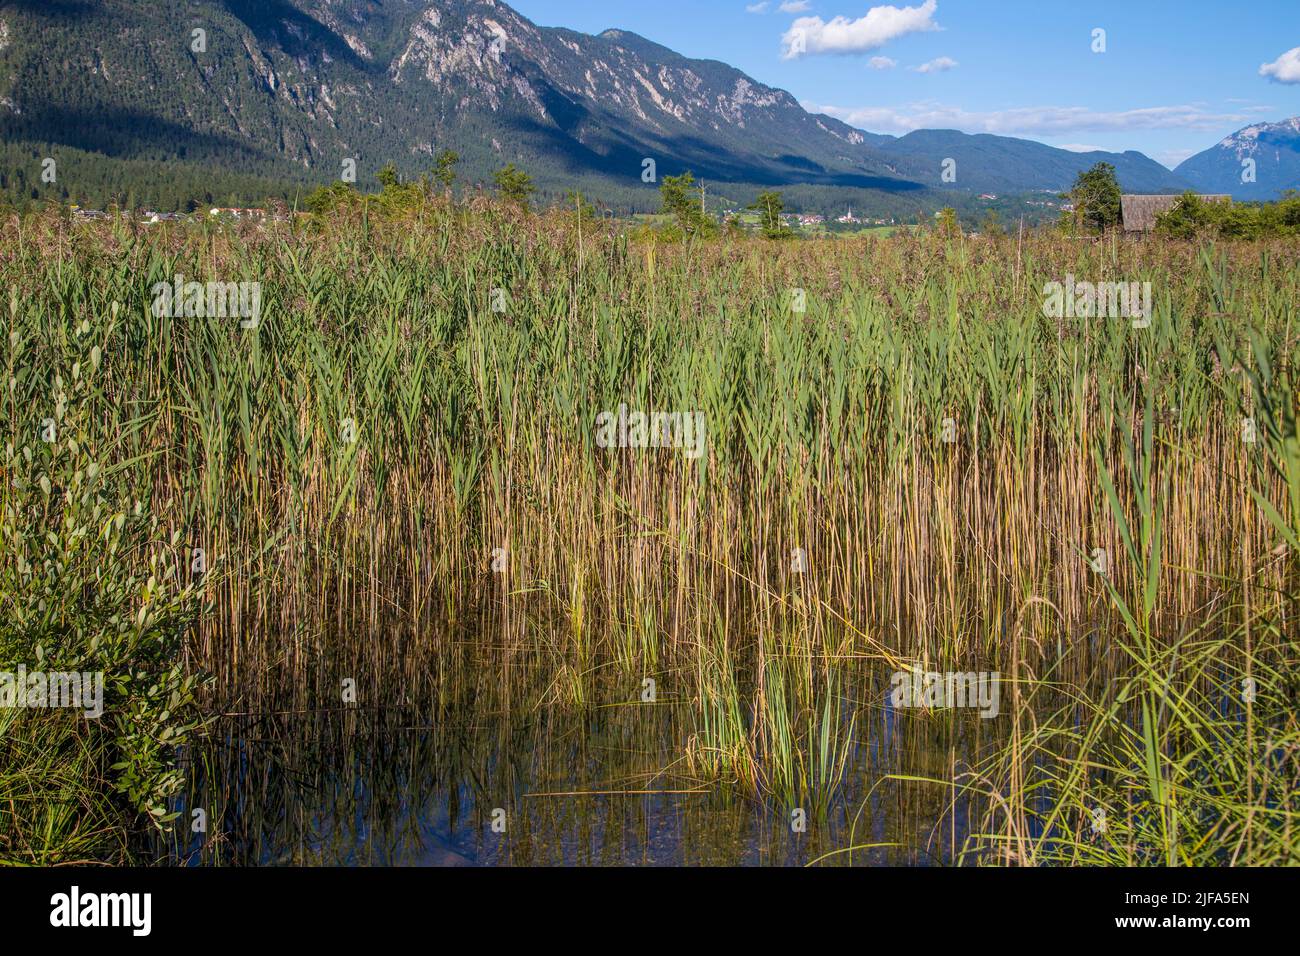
[1121,194,1231,233]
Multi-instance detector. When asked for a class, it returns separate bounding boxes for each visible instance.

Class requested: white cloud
[869,56,898,69]
[804,101,1251,136]
[746,2,769,12]
[779,1,811,11]
[781,0,939,59]
[1154,148,1199,169]
[912,56,957,73]
[1259,46,1300,84]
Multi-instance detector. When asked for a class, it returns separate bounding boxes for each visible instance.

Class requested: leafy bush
[0,351,206,861]
[1156,190,1300,240]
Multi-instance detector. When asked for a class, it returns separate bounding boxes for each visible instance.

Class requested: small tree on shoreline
[659,171,715,239]
[493,163,536,211]
[432,149,460,197]
[748,190,792,239]
[1063,162,1121,233]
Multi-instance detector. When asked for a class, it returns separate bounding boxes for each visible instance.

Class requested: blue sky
[508,0,1300,168]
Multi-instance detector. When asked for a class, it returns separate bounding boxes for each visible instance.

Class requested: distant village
[718,192,1070,233]
[69,205,287,224]
[65,192,1074,233]
[788,209,899,228]
[717,207,902,230]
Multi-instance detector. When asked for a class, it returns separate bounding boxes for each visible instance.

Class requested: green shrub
[1,357,206,862]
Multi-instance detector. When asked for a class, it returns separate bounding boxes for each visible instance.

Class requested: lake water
[165,630,1008,866]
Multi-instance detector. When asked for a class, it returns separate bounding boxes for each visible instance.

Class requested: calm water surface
[166,622,1026,866]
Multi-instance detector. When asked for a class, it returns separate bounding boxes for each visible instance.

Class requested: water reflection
[165,620,1008,866]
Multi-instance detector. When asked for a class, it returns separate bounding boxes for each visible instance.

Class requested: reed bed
[1,204,1296,864]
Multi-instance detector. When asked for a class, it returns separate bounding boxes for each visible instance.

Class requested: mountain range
[0,0,1296,212]
[1174,118,1300,200]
